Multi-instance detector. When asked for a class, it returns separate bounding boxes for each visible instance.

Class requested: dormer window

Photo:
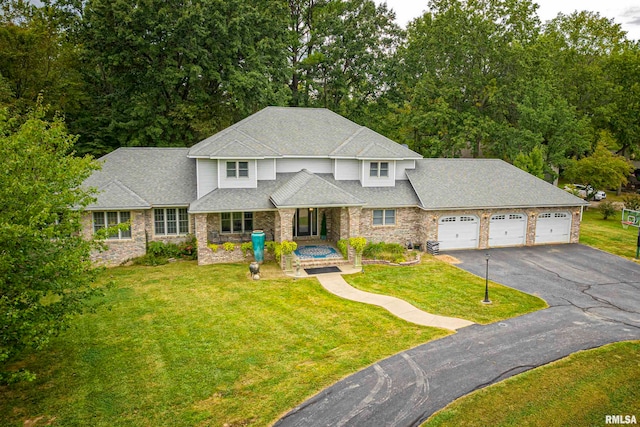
[226,161,249,178]
[370,162,389,177]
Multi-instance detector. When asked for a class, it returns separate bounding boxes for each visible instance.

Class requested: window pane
[178,208,189,234]
[370,162,378,177]
[226,162,236,178]
[166,209,177,234]
[93,212,105,232]
[233,212,242,232]
[373,210,383,225]
[221,213,231,232]
[385,210,395,225]
[154,209,165,235]
[119,212,131,238]
[238,162,249,177]
[107,211,118,227]
[244,212,253,232]
[380,162,389,177]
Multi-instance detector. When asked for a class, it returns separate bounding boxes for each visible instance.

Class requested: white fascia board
[85,205,151,211]
[188,208,276,214]
[418,203,587,211]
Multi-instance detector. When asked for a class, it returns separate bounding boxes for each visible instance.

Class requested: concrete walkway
[313,269,473,331]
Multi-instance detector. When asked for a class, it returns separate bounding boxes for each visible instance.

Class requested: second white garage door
[489,214,527,247]
[438,215,479,250]
[535,212,572,244]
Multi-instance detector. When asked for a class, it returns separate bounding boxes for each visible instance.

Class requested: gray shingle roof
[84,148,196,209]
[188,107,422,160]
[189,180,281,213]
[270,170,364,208]
[406,158,588,210]
[88,180,151,210]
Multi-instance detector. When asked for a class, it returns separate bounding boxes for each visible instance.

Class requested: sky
[378,0,640,41]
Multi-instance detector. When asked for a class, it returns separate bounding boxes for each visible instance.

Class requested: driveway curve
[274,245,640,426]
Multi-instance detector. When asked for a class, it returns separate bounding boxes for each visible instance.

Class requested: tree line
[1,0,639,176]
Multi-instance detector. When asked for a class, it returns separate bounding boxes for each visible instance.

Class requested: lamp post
[482,252,491,304]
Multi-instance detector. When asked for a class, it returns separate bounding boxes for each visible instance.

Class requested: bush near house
[133,235,198,265]
[362,242,415,263]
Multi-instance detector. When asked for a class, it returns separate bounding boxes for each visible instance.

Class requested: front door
[295,208,317,237]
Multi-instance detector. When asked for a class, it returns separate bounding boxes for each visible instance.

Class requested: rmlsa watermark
[606,415,637,425]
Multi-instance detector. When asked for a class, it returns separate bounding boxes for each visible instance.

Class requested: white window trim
[93,211,132,240]
[226,161,250,178]
[154,208,189,236]
[369,161,389,178]
[372,209,396,226]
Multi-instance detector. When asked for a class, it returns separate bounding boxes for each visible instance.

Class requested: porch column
[276,208,295,242]
[478,211,490,249]
[194,213,211,265]
[347,207,362,237]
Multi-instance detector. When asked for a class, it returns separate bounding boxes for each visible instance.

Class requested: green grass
[1,261,451,427]
[579,208,640,261]
[424,341,640,427]
[346,257,547,324]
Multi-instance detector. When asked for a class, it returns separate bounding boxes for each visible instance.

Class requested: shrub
[281,240,297,255]
[240,241,253,257]
[349,237,367,254]
[207,243,219,252]
[223,242,236,252]
[337,239,348,258]
[363,242,406,262]
[178,235,198,260]
[363,242,404,258]
[599,201,616,220]
[622,194,640,210]
[147,241,181,258]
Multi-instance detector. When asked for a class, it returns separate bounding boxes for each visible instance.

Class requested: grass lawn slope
[345,256,547,324]
[424,341,640,427]
[0,257,547,426]
[1,261,449,427]
[580,208,640,262]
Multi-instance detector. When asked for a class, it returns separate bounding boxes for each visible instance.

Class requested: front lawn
[0,257,547,426]
[0,261,449,427]
[346,257,547,324]
[580,208,640,261]
[424,340,640,426]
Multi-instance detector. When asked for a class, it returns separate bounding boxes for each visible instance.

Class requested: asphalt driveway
[274,244,640,426]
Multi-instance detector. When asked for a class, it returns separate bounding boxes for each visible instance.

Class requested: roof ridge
[234,128,281,156]
[330,126,367,156]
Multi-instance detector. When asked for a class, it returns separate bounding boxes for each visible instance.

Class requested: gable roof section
[84,148,196,209]
[406,159,588,210]
[270,170,364,208]
[87,180,151,211]
[188,107,422,160]
[188,128,280,158]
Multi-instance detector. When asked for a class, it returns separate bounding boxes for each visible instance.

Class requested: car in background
[563,184,606,201]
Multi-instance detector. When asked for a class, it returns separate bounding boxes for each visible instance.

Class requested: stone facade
[85,204,583,267]
[85,208,195,266]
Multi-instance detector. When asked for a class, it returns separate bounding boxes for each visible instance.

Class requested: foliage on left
[0,102,101,384]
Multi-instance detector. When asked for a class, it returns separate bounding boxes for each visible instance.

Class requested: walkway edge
[316,273,474,331]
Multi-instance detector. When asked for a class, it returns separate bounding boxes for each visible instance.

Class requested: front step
[296,257,351,269]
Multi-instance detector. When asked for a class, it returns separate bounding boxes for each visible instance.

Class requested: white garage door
[438,215,479,250]
[489,214,527,247]
[535,212,571,244]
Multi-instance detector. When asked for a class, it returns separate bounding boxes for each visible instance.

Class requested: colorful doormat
[295,245,342,260]
[304,266,341,275]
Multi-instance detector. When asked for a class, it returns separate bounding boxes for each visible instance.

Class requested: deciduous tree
[0,104,100,383]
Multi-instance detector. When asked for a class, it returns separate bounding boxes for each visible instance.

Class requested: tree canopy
[0,103,100,383]
[0,0,639,166]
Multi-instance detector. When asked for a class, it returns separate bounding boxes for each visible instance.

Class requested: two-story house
[82,107,587,266]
